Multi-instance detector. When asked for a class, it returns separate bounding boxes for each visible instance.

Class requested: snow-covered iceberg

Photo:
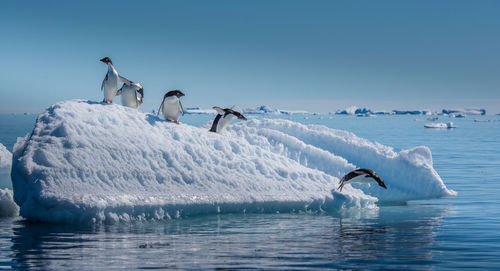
[11,100,455,224]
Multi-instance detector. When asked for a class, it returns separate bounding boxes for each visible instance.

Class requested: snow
[12,100,455,224]
[424,122,456,129]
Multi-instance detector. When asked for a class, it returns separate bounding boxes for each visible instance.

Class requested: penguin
[157,90,185,124]
[117,81,144,109]
[209,107,247,133]
[338,168,387,192]
[100,57,131,103]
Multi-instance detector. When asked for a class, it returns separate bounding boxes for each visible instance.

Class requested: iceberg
[442,109,486,116]
[0,143,12,189]
[393,110,431,115]
[424,122,456,129]
[11,100,455,224]
[243,105,281,115]
[0,144,18,217]
[184,107,217,115]
[0,188,19,217]
[335,106,373,115]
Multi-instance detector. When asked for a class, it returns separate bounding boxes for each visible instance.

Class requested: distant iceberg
[184,106,308,115]
[335,106,374,115]
[335,107,434,116]
[11,100,456,224]
[184,107,217,115]
[393,109,432,115]
[441,109,486,116]
[424,122,456,129]
[243,105,281,115]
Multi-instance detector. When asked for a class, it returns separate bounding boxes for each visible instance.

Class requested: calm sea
[0,113,499,270]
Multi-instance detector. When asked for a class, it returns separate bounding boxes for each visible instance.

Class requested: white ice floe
[11,100,456,224]
[424,122,456,129]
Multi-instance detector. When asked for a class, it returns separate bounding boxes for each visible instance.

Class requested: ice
[0,143,12,189]
[424,122,456,129]
[335,107,434,116]
[0,189,19,217]
[184,107,217,114]
[0,144,18,217]
[243,105,281,115]
[237,119,456,202]
[442,109,486,116]
[12,100,455,224]
[335,106,364,115]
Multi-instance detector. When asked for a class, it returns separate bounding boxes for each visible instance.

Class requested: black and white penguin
[100,57,131,103]
[209,107,247,133]
[117,81,144,109]
[338,168,387,192]
[157,90,185,124]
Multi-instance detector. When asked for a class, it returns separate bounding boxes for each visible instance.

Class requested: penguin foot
[175,121,180,125]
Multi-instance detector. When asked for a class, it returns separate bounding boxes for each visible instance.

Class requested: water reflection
[8,205,449,270]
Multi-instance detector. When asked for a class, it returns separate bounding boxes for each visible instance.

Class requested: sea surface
[1,113,500,270]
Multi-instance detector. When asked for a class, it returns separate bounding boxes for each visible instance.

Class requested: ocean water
[1,113,500,270]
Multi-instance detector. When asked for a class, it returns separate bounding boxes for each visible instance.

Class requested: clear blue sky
[1,0,499,114]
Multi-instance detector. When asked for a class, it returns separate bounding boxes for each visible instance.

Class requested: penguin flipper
[179,101,184,116]
[101,74,108,91]
[119,75,132,85]
[157,100,164,116]
[213,106,224,115]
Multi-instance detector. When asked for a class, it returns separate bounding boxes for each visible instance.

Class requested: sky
[0,0,499,114]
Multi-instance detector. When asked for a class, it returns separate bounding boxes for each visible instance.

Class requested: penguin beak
[100,57,107,63]
[239,115,247,120]
[379,181,387,189]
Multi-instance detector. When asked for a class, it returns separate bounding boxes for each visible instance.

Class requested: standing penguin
[209,107,247,133]
[100,57,131,103]
[157,90,185,124]
[117,81,144,109]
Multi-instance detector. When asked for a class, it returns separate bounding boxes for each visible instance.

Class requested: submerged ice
[11,100,455,224]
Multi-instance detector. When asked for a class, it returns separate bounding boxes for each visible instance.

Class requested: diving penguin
[100,57,132,103]
[209,107,247,133]
[338,168,387,192]
[157,90,185,124]
[117,81,144,109]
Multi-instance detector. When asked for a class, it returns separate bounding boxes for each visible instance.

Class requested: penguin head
[100,57,112,64]
[165,90,185,99]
